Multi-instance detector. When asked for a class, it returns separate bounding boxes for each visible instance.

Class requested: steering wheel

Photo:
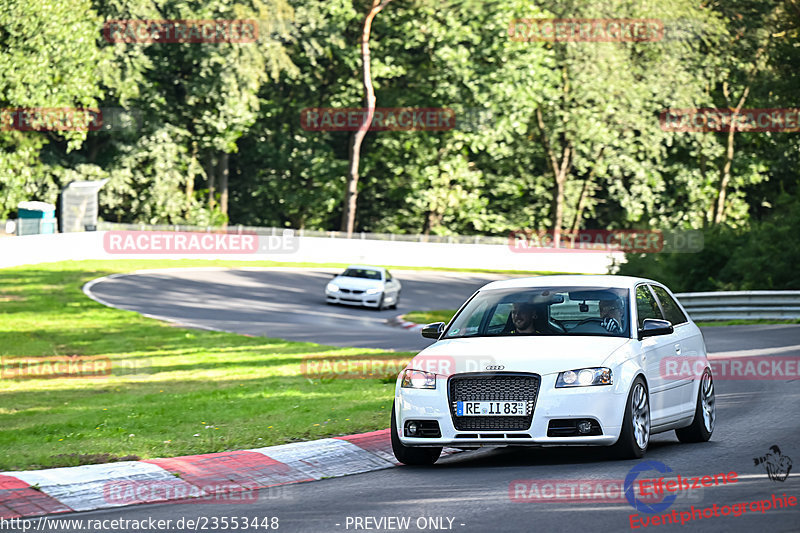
[574,318,603,328]
[548,318,568,333]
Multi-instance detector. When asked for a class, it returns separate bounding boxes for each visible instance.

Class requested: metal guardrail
[676,291,800,321]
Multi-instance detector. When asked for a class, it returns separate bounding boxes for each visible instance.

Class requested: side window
[447,300,487,337]
[385,271,392,281]
[636,285,663,328]
[651,285,687,325]
[487,303,512,329]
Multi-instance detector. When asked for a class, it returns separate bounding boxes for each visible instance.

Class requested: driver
[599,297,625,333]
[509,302,547,334]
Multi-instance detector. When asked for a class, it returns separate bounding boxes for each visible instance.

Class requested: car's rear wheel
[611,377,649,459]
[676,369,715,443]
[391,401,441,465]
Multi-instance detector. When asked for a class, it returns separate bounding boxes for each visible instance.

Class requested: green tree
[0,0,107,217]
[87,0,297,224]
[525,0,727,242]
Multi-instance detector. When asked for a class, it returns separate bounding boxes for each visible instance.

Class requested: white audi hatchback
[392,275,715,465]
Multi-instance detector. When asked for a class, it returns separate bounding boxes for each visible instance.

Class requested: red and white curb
[0,430,459,519]
[385,315,425,332]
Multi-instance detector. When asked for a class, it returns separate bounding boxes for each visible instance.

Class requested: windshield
[444,286,630,339]
[341,268,382,280]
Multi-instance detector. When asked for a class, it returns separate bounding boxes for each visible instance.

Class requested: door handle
[675,343,682,355]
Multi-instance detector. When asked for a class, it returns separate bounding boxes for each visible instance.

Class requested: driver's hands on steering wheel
[601,317,621,333]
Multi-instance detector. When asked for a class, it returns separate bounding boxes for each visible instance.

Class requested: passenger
[599,298,625,333]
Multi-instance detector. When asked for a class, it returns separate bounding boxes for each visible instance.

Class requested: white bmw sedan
[392,275,715,465]
[325,265,401,310]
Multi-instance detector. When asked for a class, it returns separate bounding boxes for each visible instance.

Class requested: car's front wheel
[391,401,441,465]
[612,377,650,459]
[675,369,715,443]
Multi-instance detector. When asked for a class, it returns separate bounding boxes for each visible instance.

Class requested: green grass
[0,259,425,471]
[403,310,457,325]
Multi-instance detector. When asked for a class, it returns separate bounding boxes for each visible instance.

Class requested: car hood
[331,276,383,290]
[409,335,631,376]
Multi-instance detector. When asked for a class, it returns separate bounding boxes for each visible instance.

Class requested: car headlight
[365,287,382,295]
[556,367,612,388]
[326,283,340,292]
[401,369,437,389]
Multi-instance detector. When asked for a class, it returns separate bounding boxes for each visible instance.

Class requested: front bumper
[326,290,383,308]
[396,372,627,447]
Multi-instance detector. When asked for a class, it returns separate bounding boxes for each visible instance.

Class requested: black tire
[391,401,441,465]
[676,369,715,443]
[375,294,385,311]
[390,292,400,310]
[611,376,650,459]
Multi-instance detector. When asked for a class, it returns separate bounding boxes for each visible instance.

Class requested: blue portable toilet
[17,201,57,235]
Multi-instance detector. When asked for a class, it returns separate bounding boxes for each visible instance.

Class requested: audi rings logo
[485,365,505,371]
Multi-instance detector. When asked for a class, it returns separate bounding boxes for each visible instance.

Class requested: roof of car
[343,265,386,272]
[480,274,659,291]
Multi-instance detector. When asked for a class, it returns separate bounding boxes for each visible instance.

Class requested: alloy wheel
[631,383,650,450]
[700,371,715,433]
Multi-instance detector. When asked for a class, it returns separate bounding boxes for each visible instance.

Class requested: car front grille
[448,373,540,431]
[339,289,364,295]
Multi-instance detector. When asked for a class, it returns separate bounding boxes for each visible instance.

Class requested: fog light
[577,420,592,434]
[408,422,418,436]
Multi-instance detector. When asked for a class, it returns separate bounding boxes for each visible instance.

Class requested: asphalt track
[63,268,800,532]
[85,267,514,351]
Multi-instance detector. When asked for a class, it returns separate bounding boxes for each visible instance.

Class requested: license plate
[456,401,527,416]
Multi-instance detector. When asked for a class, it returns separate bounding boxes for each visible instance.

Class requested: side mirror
[421,322,446,340]
[638,318,674,340]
